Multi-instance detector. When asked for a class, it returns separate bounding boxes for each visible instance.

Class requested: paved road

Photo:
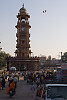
[0,77,44,100]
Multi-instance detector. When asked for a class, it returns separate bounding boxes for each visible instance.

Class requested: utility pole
[59,52,62,62]
[0,42,2,51]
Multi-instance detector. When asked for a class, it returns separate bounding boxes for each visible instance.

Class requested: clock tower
[15,4,31,58]
[7,4,40,71]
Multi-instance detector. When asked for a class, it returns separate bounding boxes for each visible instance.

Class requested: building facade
[7,4,40,71]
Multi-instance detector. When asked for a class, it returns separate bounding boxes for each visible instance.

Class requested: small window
[22,40,24,44]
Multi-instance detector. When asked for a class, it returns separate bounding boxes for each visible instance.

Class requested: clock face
[22,27,25,31]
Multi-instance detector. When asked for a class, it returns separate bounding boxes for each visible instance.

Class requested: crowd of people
[0,70,20,97]
[24,72,49,99]
[24,72,47,99]
[25,71,55,85]
[0,70,56,99]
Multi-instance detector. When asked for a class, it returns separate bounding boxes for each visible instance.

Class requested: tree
[0,51,11,69]
[61,52,67,63]
[47,55,51,60]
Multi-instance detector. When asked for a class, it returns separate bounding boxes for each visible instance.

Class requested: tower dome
[19,4,27,14]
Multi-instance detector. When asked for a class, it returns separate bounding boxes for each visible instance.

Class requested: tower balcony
[14,50,17,54]
[16,39,18,42]
[29,50,31,54]
[29,34,30,37]
[28,44,30,48]
[17,13,30,18]
[29,40,30,42]
[16,44,21,48]
[17,21,23,24]
[16,44,19,48]
[16,33,18,37]
[16,21,31,29]
[17,20,29,25]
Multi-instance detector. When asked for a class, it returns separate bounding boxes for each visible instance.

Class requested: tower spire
[22,3,24,8]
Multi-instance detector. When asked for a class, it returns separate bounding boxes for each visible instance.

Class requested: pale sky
[0,0,67,59]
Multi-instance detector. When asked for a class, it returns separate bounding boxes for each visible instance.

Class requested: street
[0,77,43,100]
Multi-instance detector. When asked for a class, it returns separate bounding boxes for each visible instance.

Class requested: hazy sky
[0,0,67,59]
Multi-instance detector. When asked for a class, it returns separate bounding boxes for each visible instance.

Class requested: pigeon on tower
[43,10,46,13]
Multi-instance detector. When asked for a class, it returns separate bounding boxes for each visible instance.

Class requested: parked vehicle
[46,84,67,100]
[9,67,16,73]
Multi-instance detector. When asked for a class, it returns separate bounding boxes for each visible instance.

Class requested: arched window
[22,53,24,57]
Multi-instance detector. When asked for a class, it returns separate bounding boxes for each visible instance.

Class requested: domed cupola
[19,4,27,14]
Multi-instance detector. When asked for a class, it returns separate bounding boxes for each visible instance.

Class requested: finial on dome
[22,3,24,8]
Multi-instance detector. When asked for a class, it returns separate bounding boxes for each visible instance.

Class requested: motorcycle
[9,88,16,98]
[7,80,16,98]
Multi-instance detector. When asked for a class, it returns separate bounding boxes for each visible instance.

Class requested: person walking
[31,83,35,97]
[1,77,6,90]
[13,76,17,88]
[36,76,40,87]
